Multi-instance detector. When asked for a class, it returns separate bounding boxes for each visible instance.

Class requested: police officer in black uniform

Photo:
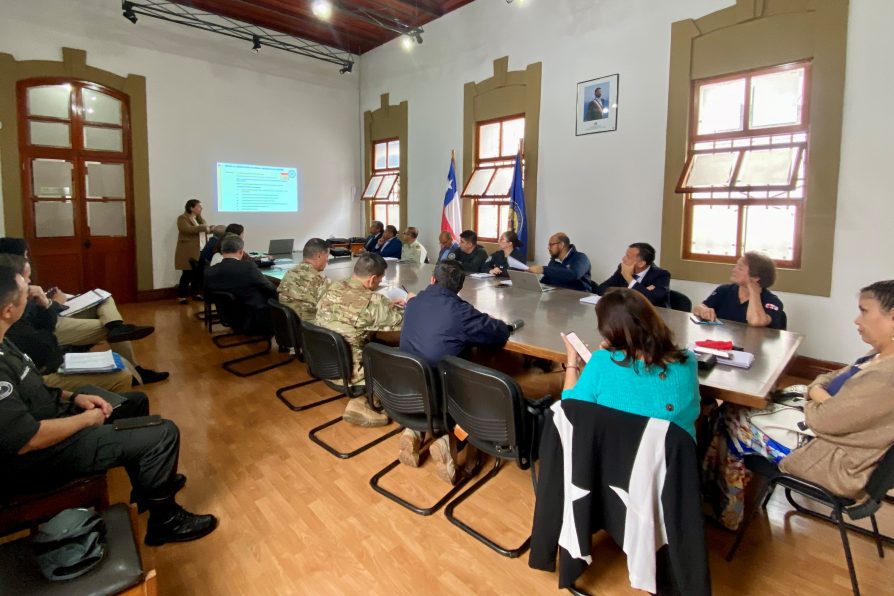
[0,266,217,546]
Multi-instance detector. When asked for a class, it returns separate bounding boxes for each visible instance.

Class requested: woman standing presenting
[175,199,210,304]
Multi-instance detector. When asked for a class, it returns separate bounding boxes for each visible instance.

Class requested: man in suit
[376,225,403,259]
[528,233,592,292]
[594,242,671,307]
[437,231,458,262]
[364,221,384,252]
[203,235,277,336]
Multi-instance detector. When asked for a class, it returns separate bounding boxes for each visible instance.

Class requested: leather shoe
[144,504,218,546]
[134,366,170,385]
[107,323,155,343]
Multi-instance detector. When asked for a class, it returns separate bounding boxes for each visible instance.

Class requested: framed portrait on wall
[576,74,619,135]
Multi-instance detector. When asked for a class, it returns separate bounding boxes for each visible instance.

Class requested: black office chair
[668,289,692,312]
[208,291,290,377]
[726,447,894,595]
[364,344,471,516]
[267,300,344,412]
[303,322,401,459]
[438,356,552,558]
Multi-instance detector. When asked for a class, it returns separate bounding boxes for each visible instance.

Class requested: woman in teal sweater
[562,288,701,439]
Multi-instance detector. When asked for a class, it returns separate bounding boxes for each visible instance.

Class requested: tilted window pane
[83,126,123,152]
[686,152,737,188]
[697,79,745,135]
[464,168,495,196]
[363,175,383,198]
[485,167,515,196]
[735,147,797,187]
[374,142,388,170]
[375,174,397,199]
[32,159,72,198]
[690,205,738,256]
[387,141,400,168]
[87,200,128,236]
[29,121,70,148]
[86,162,126,198]
[500,117,525,158]
[389,178,400,201]
[750,68,804,129]
[82,89,122,125]
[34,201,75,237]
[743,205,796,261]
[477,204,499,240]
[478,122,500,159]
[27,85,71,119]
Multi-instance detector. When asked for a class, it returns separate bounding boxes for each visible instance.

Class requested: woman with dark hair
[486,230,525,277]
[175,199,210,304]
[693,251,785,328]
[561,288,700,438]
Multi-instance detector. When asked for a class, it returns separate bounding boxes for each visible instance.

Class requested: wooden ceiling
[173,1,478,55]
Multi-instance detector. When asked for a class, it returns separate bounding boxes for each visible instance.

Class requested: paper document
[377,286,408,302]
[59,289,112,317]
[579,295,600,305]
[383,257,400,262]
[468,273,494,279]
[689,343,754,369]
[61,350,123,374]
[507,256,529,271]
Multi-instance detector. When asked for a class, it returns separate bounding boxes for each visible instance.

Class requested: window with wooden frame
[677,62,810,268]
[462,115,524,242]
[362,138,400,227]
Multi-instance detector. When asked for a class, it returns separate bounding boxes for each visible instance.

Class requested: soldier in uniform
[400,227,427,263]
[315,253,407,427]
[0,266,218,546]
[277,238,331,324]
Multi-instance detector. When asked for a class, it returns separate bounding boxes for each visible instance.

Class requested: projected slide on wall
[216,162,299,212]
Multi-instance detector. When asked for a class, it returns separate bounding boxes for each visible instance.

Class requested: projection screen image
[216,162,299,212]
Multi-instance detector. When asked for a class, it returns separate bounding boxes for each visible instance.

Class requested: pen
[400,284,408,294]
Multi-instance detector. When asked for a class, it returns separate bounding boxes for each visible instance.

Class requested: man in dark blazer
[594,242,671,308]
[364,220,384,252]
[376,225,403,259]
[204,235,277,335]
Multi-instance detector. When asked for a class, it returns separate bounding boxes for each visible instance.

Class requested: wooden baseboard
[784,355,844,380]
[137,287,178,302]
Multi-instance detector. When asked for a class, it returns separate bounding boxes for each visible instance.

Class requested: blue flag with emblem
[508,150,527,249]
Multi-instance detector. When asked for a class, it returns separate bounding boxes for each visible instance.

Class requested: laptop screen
[268,239,294,255]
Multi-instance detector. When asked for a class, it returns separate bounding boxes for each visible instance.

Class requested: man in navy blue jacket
[363,221,384,252]
[528,233,592,292]
[399,260,518,482]
[376,225,403,259]
[594,242,671,307]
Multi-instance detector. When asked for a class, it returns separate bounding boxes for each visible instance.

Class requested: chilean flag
[441,155,462,242]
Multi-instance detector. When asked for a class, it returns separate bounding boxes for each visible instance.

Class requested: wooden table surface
[268,259,802,408]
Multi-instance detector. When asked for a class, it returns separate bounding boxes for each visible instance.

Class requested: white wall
[359,0,893,363]
[0,0,362,289]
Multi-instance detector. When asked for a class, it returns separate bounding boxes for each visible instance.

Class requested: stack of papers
[60,289,112,317]
[690,344,754,369]
[579,295,600,305]
[377,286,409,302]
[507,256,529,271]
[60,351,125,374]
[468,273,494,279]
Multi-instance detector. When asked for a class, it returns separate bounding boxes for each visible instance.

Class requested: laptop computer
[267,239,294,259]
[507,270,556,292]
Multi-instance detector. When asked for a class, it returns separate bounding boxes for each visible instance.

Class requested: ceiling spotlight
[122,1,138,23]
[339,62,353,74]
[252,35,261,52]
[401,35,414,51]
[312,0,333,21]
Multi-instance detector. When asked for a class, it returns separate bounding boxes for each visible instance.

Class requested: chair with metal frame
[208,291,290,377]
[189,257,217,327]
[267,299,344,412]
[668,289,692,313]
[363,344,471,516]
[726,447,894,596]
[438,355,552,558]
[303,322,401,459]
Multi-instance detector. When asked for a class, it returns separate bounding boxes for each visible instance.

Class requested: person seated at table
[437,231,458,262]
[0,266,218,546]
[485,230,525,277]
[0,238,166,384]
[446,230,488,273]
[209,224,245,266]
[400,227,427,263]
[561,288,700,439]
[198,225,227,264]
[703,280,894,529]
[594,242,671,307]
[364,221,384,253]
[203,235,276,336]
[400,260,515,481]
[315,253,407,427]
[277,238,331,324]
[692,252,784,328]
[527,233,592,292]
[376,225,403,259]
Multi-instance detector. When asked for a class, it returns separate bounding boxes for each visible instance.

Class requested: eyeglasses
[548,242,562,246]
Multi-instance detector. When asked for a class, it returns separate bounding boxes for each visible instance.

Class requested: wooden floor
[111,300,893,595]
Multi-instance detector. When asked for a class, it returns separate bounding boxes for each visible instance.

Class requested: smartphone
[689,315,724,326]
[113,415,163,431]
[562,331,592,363]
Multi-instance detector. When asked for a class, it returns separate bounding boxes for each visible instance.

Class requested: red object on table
[695,339,733,350]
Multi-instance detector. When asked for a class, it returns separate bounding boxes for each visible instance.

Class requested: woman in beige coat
[175,199,210,304]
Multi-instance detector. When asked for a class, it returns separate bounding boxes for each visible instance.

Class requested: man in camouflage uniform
[277,238,331,324]
[400,227,428,263]
[315,253,406,427]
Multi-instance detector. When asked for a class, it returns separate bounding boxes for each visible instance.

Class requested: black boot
[144,499,218,546]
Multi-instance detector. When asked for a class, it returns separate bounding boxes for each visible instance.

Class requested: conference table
[267,259,803,409]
